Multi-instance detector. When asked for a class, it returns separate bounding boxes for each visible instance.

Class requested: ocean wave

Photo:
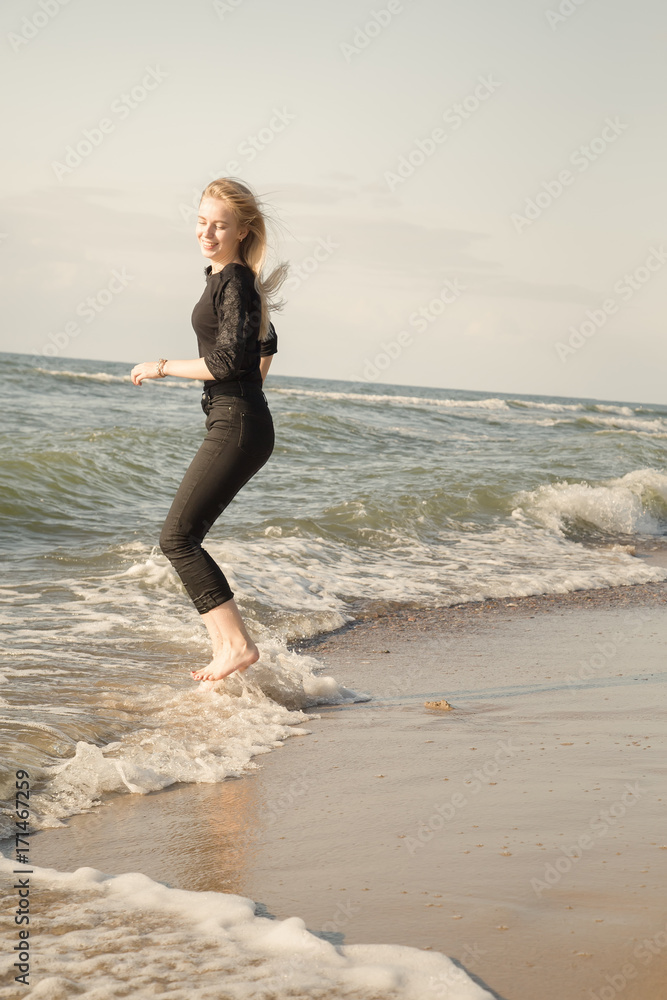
[576,414,667,434]
[0,855,493,999]
[270,388,660,425]
[270,387,510,411]
[592,403,637,415]
[120,515,667,630]
[35,368,133,384]
[507,398,635,416]
[513,468,667,539]
[593,429,667,440]
[506,414,667,436]
[33,368,197,389]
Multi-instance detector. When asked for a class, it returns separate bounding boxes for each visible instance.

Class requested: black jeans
[159,381,274,614]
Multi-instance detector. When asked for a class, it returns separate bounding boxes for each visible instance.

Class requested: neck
[210,257,243,274]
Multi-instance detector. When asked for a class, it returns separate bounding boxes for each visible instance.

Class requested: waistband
[202,380,265,400]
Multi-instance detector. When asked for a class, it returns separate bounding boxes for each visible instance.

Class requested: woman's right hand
[131,362,160,385]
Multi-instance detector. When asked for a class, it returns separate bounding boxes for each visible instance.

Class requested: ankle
[211,637,255,659]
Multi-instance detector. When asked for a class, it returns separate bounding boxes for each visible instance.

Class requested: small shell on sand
[424,699,453,711]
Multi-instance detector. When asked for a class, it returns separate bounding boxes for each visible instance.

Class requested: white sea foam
[270,387,656,422]
[112,529,665,651]
[0,588,23,601]
[0,644,365,839]
[594,428,667,440]
[514,468,667,539]
[508,414,667,437]
[6,462,667,682]
[0,855,493,999]
[508,398,585,413]
[35,368,132,384]
[507,398,636,416]
[33,368,196,388]
[591,403,636,415]
[99,470,666,643]
[578,413,667,434]
[270,387,510,411]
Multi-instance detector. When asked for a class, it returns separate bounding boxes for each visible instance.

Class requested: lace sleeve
[203,270,249,380]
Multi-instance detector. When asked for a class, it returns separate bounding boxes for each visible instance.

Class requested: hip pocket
[238,408,274,458]
[205,401,235,433]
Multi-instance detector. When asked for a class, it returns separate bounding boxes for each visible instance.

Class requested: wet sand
[31,582,667,1000]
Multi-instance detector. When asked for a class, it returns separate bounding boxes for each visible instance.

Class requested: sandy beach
[28,580,667,1000]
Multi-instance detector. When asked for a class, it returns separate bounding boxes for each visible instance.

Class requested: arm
[132,281,277,386]
[202,270,248,381]
[259,320,278,385]
[131,272,245,385]
[130,357,214,385]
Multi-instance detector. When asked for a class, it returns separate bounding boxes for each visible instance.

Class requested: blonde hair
[200,177,289,341]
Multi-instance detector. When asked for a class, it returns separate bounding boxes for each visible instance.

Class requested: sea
[1,350,666,998]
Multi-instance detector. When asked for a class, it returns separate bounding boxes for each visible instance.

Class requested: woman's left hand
[131,362,160,385]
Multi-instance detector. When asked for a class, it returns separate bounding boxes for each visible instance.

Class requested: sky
[0,0,665,403]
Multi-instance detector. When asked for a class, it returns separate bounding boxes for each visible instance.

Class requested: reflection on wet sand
[31,777,262,896]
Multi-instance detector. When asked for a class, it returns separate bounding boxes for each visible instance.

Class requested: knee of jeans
[160,522,202,562]
[159,524,182,561]
[159,528,171,560]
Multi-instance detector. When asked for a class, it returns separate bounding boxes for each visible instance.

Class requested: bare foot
[191,641,259,682]
[197,679,217,692]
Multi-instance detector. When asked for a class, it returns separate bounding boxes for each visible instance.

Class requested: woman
[131,178,288,682]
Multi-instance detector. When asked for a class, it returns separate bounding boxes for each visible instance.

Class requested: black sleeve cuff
[260,321,278,357]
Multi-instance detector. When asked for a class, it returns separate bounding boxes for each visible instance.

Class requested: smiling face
[196,197,248,269]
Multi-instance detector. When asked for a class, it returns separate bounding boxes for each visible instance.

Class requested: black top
[191,261,278,387]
